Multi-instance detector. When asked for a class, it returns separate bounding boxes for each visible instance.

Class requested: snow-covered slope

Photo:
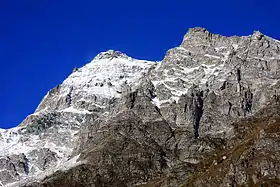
[0,50,156,186]
[63,50,154,98]
[0,101,88,186]
[36,50,155,113]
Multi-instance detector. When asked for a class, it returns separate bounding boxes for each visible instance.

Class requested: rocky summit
[1,27,280,187]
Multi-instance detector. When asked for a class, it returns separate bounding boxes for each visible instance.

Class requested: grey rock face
[0,153,28,184]
[27,148,57,171]
[2,28,280,187]
[149,27,280,140]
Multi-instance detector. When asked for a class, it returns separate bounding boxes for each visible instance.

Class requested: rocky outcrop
[0,153,28,184]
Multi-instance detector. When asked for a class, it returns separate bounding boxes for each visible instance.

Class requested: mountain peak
[184,27,211,37]
[94,50,130,60]
[182,27,216,42]
[187,27,209,34]
[252,30,264,40]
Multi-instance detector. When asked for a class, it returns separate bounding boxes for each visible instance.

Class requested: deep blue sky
[0,0,279,128]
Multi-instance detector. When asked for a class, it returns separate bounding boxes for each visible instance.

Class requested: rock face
[1,28,280,187]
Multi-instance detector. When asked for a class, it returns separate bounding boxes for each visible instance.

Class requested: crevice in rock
[273,90,280,102]
[23,154,29,175]
[236,67,241,82]
[9,163,16,172]
[129,92,137,109]
[192,91,204,139]
[66,87,73,106]
[165,126,176,145]
[148,89,156,99]
[228,101,233,115]
[159,149,167,170]
[220,81,227,90]
[19,161,28,175]
[154,106,162,116]
[174,143,179,158]
[241,88,253,116]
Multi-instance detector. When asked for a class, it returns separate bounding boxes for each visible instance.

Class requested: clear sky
[0,0,279,128]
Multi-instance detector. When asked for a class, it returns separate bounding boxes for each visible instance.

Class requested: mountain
[1,27,280,187]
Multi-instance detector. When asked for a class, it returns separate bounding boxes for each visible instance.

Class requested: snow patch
[232,44,239,50]
[60,106,92,114]
[151,97,172,108]
[61,56,155,99]
[222,51,231,62]
[204,54,221,59]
